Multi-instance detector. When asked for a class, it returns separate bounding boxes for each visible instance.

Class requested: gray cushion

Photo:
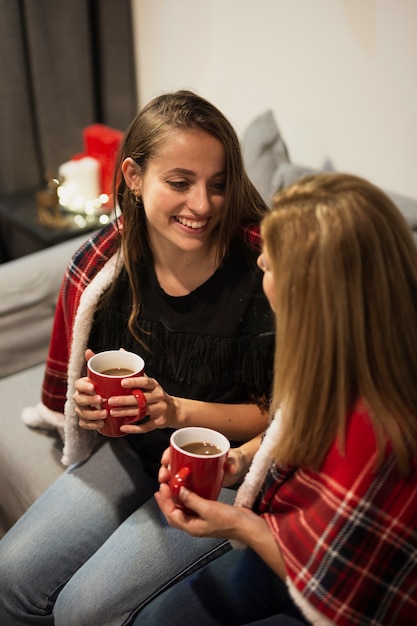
[243,111,417,228]
[0,234,90,378]
[270,161,318,195]
[386,191,417,229]
[270,163,417,231]
[242,110,289,203]
[0,364,64,536]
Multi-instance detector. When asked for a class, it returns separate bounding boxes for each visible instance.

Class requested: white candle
[58,157,100,211]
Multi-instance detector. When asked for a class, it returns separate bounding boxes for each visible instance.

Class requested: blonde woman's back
[262,172,417,473]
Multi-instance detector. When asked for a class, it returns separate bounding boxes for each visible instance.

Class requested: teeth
[176,217,207,229]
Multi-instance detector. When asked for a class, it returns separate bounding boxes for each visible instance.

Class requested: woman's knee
[53,573,126,626]
[0,535,56,620]
[0,538,21,594]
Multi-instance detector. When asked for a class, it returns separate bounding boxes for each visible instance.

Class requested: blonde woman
[149,172,417,625]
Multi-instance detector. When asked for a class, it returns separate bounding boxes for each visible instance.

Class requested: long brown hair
[112,90,268,344]
[262,172,417,474]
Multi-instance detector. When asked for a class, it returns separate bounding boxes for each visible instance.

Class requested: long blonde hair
[262,172,417,474]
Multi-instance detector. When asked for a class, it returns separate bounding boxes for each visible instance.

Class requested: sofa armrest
[0,234,91,378]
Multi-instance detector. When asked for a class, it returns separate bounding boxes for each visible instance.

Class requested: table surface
[0,191,103,247]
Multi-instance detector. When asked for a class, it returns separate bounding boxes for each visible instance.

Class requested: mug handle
[170,466,191,503]
[129,389,148,424]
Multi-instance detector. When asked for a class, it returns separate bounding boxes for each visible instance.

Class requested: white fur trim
[20,250,124,466]
[287,578,336,626]
[61,249,125,466]
[22,402,65,440]
[230,414,337,624]
[230,409,282,549]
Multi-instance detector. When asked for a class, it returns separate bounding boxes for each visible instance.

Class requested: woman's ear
[122,157,142,195]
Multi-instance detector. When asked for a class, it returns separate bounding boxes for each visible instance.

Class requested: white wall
[131,0,417,199]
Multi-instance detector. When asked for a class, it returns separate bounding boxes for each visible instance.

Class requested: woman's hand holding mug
[74,349,147,437]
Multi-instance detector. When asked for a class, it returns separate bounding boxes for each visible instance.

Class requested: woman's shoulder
[68,219,122,282]
[320,403,379,480]
[73,219,121,262]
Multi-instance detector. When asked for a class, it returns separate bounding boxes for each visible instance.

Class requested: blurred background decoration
[0,0,137,198]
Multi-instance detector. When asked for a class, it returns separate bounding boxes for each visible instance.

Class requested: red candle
[83,124,123,202]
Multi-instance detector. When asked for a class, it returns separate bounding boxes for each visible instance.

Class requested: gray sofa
[1,110,417,539]
[0,234,90,537]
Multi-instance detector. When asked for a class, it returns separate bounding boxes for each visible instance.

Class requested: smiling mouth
[175,216,208,230]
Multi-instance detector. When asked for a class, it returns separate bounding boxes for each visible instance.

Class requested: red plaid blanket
[41,220,122,412]
[258,405,417,625]
[40,220,262,414]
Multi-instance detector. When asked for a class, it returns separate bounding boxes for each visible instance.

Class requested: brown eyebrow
[165,168,194,176]
[165,168,225,178]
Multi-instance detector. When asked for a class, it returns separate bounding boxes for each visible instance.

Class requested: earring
[130,187,139,200]
[130,188,143,207]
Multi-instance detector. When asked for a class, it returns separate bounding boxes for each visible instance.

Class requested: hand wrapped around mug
[87,350,147,437]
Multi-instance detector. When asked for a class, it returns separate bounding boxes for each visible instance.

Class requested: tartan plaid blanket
[257,405,417,624]
[36,219,262,465]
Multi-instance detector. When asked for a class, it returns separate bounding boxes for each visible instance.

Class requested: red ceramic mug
[170,427,230,513]
[87,350,147,437]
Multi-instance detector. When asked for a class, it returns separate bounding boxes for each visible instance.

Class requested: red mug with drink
[87,350,147,437]
[169,426,230,513]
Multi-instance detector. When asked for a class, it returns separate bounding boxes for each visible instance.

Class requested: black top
[89,238,275,470]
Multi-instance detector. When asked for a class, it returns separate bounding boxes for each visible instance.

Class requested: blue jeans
[0,437,233,625]
[133,548,309,626]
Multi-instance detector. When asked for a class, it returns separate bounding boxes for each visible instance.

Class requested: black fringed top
[89,238,275,469]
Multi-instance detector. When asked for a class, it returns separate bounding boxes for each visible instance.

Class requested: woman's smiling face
[136,128,226,258]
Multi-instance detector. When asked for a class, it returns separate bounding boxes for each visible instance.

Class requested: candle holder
[36,172,72,229]
[53,123,123,229]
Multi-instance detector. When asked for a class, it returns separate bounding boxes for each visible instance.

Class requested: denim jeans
[0,437,232,625]
[133,547,309,626]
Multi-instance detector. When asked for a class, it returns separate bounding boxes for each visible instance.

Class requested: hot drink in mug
[169,426,230,513]
[87,350,147,437]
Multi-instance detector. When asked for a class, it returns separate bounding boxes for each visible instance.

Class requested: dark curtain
[0,0,137,195]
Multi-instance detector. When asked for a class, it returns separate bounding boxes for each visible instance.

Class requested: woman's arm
[155,483,287,580]
[155,435,286,577]
[121,394,268,441]
[170,396,269,441]
[75,369,269,441]
[224,433,264,485]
